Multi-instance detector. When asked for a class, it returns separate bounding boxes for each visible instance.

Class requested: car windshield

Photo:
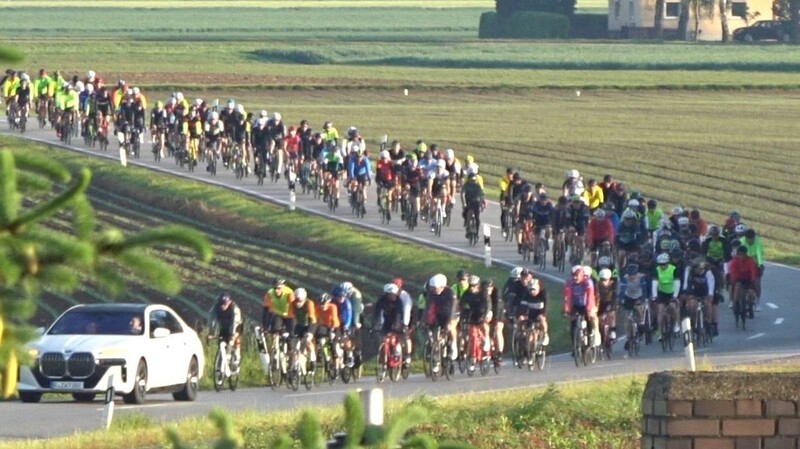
[49,309,145,336]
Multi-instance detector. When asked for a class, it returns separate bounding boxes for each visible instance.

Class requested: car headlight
[97,347,126,357]
[27,348,39,358]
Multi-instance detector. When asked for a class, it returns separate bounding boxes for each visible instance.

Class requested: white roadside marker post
[681,317,696,372]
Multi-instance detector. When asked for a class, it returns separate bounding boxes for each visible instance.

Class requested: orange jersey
[317,302,340,329]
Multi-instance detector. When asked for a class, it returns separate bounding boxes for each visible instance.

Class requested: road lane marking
[453,375,507,383]
[747,333,765,340]
[766,303,778,309]
[775,318,784,325]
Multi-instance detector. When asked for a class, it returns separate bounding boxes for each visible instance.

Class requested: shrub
[497,0,576,17]
[479,11,501,38]
[504,11,570,38]
[570,13,609,38]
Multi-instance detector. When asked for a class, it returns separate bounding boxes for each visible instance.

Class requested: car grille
[40,352,96,378]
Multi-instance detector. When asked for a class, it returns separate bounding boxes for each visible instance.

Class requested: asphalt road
[1,125,798,440]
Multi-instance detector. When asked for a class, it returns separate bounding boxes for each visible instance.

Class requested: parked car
[18,303,204,404]
[733,20,792,42]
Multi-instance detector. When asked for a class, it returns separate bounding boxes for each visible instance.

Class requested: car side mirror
[35,327,46,336]
[152,327,171,338]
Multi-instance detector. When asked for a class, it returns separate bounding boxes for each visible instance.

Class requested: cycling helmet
[87,70,96,79]
[735,224,747,234]
[226,99,235,109]
[625,264,639,275]
[65,84,74,91]
[195,98,203,106]
[468,275,480,286]
[437,159,446,169]
[156,100,164,108]
[583,266,593,277]
[647,199,657,209]
[211,111,219,120]
[176,92,184,101]
[383,283,399,295]
[445,148,455,160]
[273,278,285,288]
[429,274,447,289]
[630,191,640,199]
[408,153,418,161]
[672,206,684,216]
[339,282,354,296]
[691,255,707,268]
[323,121,332,129]
[217,292,231,304]
[670,248,683,259]
[659,239,672,251]
[598,269,612,280]
[257,117,268,127]
[85,84,94,93]
[598,256,612,267]
[295,288,307,301]
[744,229,756,239]
[132,87,140,95]
[571,265,584,274]
[332,287,345,297]
[391,278,403,288]
[466,165,478,176]
[380,150,390,159]
[566,169,579,179]
[321,293,332,303]
[237,104,245,114]
[118,79,126,87]
[273,112,281,121]
[456,270,468,280]
[708,225,720,236]
[466,155,475,164]
[687,238,701,252]
[628,199,640,208]
[729,210,740,219]
[656,253,670,264]
[594,209,606,218]
[20,73,30,82]
[347,126,358,138]
[737,246,748,255]
[74,81,84,92]
[677,216,690,227]
[622,209,636,219]
[259,109,268,118]
[510,266,523,278]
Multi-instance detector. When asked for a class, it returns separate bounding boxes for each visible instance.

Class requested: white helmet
[656,253,670,264]
[672,206,684,216]
[339,282,354,295]
[211,111,219,120]
[677,216,690,227]
[566,169,580,179]
[598,269,612,280]
[571,265,584,274]
[466,165,477,176]
[87,70,96,79]
[295,288,307,301]
[260,109,268,118]
[429,274,447,289]
[273,112,281,121]
[622,209,636,219]
[598,256,612,267]
[380,150,390,159]
[594,209,606,218]
[437,159,446,169]
[132,87,140,95]
[445,148,455,160]
[510,266,523,278]
[195,98,203,106]
[628,199,640,208]
[85,84,94,93]
[20,73,30,82]
[583,266,593,277]
[735,223,747,234]
[236,104,245,114]
[257,117,268,127]
[176,92,184,101]
[126,88,134,96]
[75,81,84,92]
[227,100,235,109]
[383,283,399,295]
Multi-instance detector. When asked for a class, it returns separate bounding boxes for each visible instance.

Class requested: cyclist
[208,293,243,374]
[263,279,296,345]
[645,199,665,244]
[563,265,599,349]
[375,150,394,213]
[338,281,364,366]
[14,75,32,126]
[566,194,591,262]
[402,153,423,222]
[373,283,408,365]
[586,208,614,268]
[425,273,459,360]
[443,148,462,198]
[347,146,371,213]
[323,141,344,205]
[452,270,470,300]
[739,228,764,311]
[204,111,224,171]
[727,246,759,319]
[390,278,414,366]
[652,252,680,341]
[682,256,716,336]
[253,116,270,177]
[515,184,536,254]
[616,208,644,269]
[722,211,742,244]
[596,268,618,343]
[2,70,19,115]
[483,278,504,359]
[502,267,524,317]
[620,263,649,350]
[427,159,450,231]
[516,277,550,351]
[530,192,555,260]
[461,170,485,233]
[322,121,339,148]
[585,179,604,213]
[314,293,340,359]
[289,288,318,371]
[298,120,314,162]
[499,167,515,237]
[285,125,301,178]
[460,275,491,358]
[149,101,168,157]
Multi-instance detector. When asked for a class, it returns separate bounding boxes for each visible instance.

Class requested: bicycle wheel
[269,353,282,389]
[573,322,583,368]
[401,360,410,380]
[376,343,387,383]
[535,333,546,371]
[314,347,326,386]
[660,315,670,352]
[627,321,637,358]
[585,345,597,365]
[229,367,240,391]
[457,334,467,374]
[536,237,547,271]
[423,340,435,380]
[213,351,224,392]
[341,363,352,384]
[287,367,300,391]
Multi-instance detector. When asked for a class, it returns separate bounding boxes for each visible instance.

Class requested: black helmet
[273,278,285,288]
[456,270,468,281]
[217,292,231,304]
[625,264,639,275]
[647,199,657,209]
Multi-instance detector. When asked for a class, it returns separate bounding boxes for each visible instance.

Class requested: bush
[497,0,576,17]
[479,11,501,38]
[504,11,570,38]
[570,13,609,38]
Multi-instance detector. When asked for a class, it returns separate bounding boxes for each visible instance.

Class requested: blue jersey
[337,297,353,330]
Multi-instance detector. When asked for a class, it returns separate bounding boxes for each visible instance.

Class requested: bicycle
[350,182,366,218]
[502,203,516,242]
[683,295,711,347]
[566,228,584,265]
[37,97,48,129]
[732,282,756,331]
[17,105,28,134]
[339,331,362,384]
[211,337,240,392]
[255,152,267,185]
[152,128,166,163]
[268,332,291,390]
[625,302,644,357]
[422,326,453,382]
[443,198,453,228]
[598,311,615,360]
[286,337,314,391]
[231,143,246,180]
[466,323,499,376]
[315,334,341,385]
[375,331,405,383]
[520,219,534,262]
[659,301,677,352]
[130,127,142,159]
[404,191,418,231]
[327,174,339,213]
[553,230,566,272]
[534,227,548,271]
[207,140,219,176]
[378,185,391,224]
[7,102,18,131]
[465,207,479,246]
[571,312,597,368]
[85,118,97,148]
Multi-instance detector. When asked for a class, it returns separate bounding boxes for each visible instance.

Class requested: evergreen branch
[381,406,427,449]
[117,250,181,295]
[13,151,72,183]
[94,264,127,297]
[0,150,19,228]
[35,265,80,292]
[9,168,91,235]
[270,434,293,449]
[343,393,365,449]
[98,225,212,263]
[16,172,52,194]
[298,412,325,449]
[72,196,96,241]
[401,435,437,449]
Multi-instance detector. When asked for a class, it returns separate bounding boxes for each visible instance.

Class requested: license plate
[52,381,83,390]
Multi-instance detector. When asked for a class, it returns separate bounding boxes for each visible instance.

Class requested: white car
[18,303,204,404]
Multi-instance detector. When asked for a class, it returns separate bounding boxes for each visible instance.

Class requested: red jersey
[376,159,393,183]
[586,218,614,245]
[728,256,758,285]
[562,279,596,314]
[285,134,300,155]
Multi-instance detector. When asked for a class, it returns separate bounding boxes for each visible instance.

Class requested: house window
[665,2,680,17]
[614,0,620,19]
[731,2,747,18]
[629,1,634,19]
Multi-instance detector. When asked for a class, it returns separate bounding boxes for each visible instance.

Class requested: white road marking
[747,333,765,340]
[453,375,507,383]
[766,302,779,310]
[774,318,784,325]
[97,403,172,411]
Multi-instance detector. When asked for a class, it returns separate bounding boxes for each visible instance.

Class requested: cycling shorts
[598,301,616,315]
[294,323,316,339]
[617,240,639,252]
[622,296,644,311]
[356,174,370,185]
[519,308,545,323]
[270,315,293,334]
[655,291,676,305]
[589,239,609,252]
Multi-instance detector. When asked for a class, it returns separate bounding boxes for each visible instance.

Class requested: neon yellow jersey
[499,175,511,193]
[323,127,339,143]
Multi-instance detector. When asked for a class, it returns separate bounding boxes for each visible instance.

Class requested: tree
[0,149,212,398]
[654,0,666,38]
[719,0,732,42]
[773,0,799,43]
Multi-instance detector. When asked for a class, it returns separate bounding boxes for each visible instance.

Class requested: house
[608,0,775,40]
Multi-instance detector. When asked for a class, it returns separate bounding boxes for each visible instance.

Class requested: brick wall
[641,371,800,449]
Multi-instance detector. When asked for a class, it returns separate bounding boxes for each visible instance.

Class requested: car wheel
[123,359,147,404]
[744,33,754,42]
[173,356,199,401]
[18,391,42,403]
[72,393,97,402]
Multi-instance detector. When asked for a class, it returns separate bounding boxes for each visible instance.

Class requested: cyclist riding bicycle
[336,281,364,367]
[425,273,459,360]
[427,159,450,231]
[208,293,243,372]
[373,283,410,366]
[616,208,643,268]
[289,288,318,370]
[727,246,758,319]
[596,268,618,342]
[461,170,485,232]
[375,150,394,209]
[586,209,614,265]
[205,111,224,170]
[323,141,344,204]
[562,265,599,349]
[566,194,591,258]
[682,256,716,336]
[652,252,681,340]
[460,275,492,356]
[739,228,764,310]
[620,263,649,350]
[314,293,340,353]
[516,277,550,347]
[263,278,296,340]
[531,191,555,247]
